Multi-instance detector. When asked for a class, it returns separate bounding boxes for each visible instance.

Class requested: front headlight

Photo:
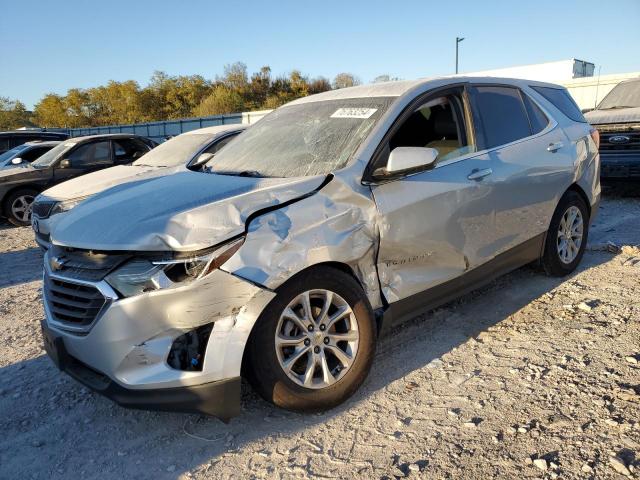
[50,196,91,216]
[105,236,245,298]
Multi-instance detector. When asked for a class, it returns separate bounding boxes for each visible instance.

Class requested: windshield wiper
[213,170,264,178]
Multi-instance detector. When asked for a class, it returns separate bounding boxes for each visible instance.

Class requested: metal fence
[67,109,271,143]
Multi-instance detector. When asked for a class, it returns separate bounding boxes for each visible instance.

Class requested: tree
[372,74,400,83]
[221,62,248,91]
[193,85,244,116]
[33,94,68,127]
[0,97,32,129]
[333,73,361,89]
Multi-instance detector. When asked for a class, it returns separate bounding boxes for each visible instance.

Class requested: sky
[1,0,639,109]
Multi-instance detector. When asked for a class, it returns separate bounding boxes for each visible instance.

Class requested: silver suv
[40,77,600,420]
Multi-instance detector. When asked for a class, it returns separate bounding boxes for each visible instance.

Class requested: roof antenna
[594,66,602,110]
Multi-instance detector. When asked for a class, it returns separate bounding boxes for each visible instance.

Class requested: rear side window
[522,94,549,134]
[531,86,586,123]
[473,86,531,149]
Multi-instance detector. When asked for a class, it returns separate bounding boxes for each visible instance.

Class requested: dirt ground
[0,191,638,479]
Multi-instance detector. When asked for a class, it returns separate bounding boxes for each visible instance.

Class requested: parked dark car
[584,78,640,181]
[0,141,61,169]
[0,130,69,154]
[0,134,156,226]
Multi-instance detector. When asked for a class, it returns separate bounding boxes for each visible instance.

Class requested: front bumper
[41,259,275,419]
[42,320,241,420]
[600,152,640,180]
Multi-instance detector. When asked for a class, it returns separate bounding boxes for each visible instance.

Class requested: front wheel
[246,266,377,412]
[541,190,590,276]
[4,188,38,227]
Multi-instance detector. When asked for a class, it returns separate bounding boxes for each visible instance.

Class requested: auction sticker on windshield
[330,108,378,119]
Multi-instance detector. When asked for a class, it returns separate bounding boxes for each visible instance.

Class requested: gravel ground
[0,192,638,479]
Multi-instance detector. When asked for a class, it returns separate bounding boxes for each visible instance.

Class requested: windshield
[32,141,77,168]
[0,145,29,165]
[207,97,394,177]
[133,133,216,168]
[598,81,640,110]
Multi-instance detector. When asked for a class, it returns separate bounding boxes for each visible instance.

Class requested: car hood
[0,164,41,181]
[40,165,173,202]
[51,171,327,252]
[585,106,640,125]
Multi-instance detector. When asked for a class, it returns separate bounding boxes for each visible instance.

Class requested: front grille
[596,124,640,153]
[32,201,55,219]
[44,273,108,331]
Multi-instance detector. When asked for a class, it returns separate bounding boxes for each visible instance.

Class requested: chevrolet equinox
[40,77,600,420]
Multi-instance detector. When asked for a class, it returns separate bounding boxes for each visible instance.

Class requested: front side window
[473,86,532,149]
[68,141,112,168]
[31,141,77,168]
[531,86,586,123]
[208,97,394,177]
[387,91,475,164]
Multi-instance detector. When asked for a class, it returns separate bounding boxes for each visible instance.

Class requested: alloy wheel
[11,194,35,223]
[275,289,359,389]
[556,205,583,264]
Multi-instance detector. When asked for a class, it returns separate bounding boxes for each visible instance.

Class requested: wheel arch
[1,184,42,217]
[566,183,592,218]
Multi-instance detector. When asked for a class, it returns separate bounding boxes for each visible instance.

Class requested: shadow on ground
[0,248,613,479]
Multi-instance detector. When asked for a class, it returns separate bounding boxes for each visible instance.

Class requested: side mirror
[59,159,71,169]
[192,152,215,168]
[11,157,23,165]
[378,147,439,176]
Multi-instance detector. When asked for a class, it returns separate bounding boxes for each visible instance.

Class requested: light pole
[455,36,465,74]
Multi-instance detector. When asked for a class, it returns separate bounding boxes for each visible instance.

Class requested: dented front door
[371,156,499,305]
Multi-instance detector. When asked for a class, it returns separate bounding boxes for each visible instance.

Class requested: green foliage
[0,97,33,130]
[23,64,352,128]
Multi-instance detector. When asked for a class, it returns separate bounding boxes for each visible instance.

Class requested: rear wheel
[541,190,589,276]
[4,189,38,227]
[246,266,376,412]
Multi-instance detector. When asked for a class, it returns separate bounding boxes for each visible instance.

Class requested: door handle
[467,168,493,181]
[547,141,564,152]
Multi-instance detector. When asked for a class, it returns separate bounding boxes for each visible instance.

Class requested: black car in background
[0,130,69,154]
[0,141,61,169]
[0,134,156,226]
[584,78,640,181]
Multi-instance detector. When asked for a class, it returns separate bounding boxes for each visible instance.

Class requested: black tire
[245,266,377,412]
[541,190,590,277]
[3,188,38,227]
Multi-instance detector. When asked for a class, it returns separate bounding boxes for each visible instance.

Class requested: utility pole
[455,36,465,74]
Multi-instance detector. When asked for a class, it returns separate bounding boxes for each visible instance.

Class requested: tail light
[589,127,600,149]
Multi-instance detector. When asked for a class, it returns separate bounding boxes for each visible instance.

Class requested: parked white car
[41,77,599,420]
[31,124,246,249]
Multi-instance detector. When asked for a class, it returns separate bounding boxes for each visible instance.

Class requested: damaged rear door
[369,85,499,310]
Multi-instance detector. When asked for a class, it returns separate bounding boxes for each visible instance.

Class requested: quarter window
[522,94,549,134]
[473,86,531,149]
